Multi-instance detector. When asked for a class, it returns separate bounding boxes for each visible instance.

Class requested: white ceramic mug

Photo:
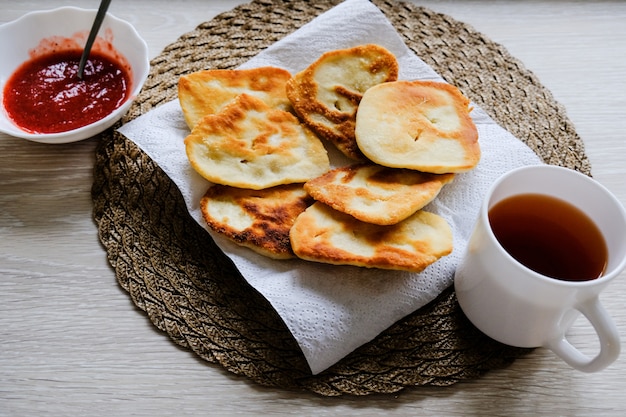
[455,165,626,372]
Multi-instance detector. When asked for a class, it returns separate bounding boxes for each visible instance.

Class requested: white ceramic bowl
[0,7,149,144]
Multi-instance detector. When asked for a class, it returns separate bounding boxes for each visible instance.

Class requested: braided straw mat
[92,0,591,396]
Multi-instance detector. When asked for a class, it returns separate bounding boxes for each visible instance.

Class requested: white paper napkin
[117,0,542,374]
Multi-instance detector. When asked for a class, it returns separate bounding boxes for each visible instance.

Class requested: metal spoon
[77,0,113,80]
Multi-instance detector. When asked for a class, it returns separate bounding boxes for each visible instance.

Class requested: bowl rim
[0,6,150,144]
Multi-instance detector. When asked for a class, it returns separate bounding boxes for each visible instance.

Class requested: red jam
[2,49,130,134]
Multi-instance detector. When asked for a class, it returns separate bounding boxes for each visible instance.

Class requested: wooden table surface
[2,1,626,415]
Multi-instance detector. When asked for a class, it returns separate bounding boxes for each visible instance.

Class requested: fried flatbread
[304,163,454,225]
[185,93,330,189]
[286,44,399,160]
[355,80,480,173]
[200,183,314,259]
[178,67,292,129]
[290,202,453,272]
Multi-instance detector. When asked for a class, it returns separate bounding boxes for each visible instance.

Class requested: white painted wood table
[2,1,626,415]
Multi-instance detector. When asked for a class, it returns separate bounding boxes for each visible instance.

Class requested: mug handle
[546,297,620,373]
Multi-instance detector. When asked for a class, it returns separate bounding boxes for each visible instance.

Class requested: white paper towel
[118,0,542,374]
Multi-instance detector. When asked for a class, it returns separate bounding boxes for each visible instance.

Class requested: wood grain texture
[2,1,626,415]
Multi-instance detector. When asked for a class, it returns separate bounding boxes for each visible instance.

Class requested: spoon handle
[77,0,113,80]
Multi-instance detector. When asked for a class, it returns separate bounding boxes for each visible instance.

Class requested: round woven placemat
[92,0,591,396]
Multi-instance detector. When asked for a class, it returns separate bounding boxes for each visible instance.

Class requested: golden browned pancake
[200,183,314,259]
[355,80,480,173]
[178,67,292,129]
[304,163,454,225]
[290,202,453,272]
[286,44,399,160]
[185,93,330,190]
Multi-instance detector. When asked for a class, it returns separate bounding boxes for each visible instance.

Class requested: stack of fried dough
[178,44,480,272]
